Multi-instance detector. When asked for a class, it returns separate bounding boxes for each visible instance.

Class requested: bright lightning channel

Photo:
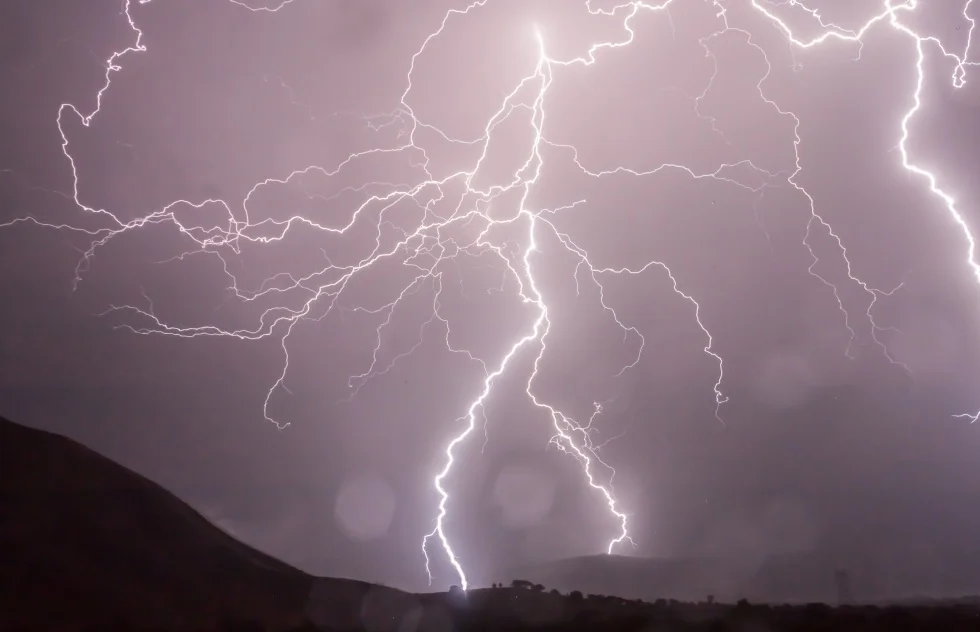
[3,0,979,594]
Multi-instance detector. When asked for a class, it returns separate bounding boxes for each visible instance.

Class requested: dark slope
[0,416,354,630]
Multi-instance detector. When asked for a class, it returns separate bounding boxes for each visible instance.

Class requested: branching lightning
[4,0,980,591]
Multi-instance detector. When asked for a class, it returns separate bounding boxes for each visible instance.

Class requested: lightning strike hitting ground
[4,0,980,591]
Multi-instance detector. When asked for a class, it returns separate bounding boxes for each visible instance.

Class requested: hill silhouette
[6,415,980,632]
[0,415,415,630]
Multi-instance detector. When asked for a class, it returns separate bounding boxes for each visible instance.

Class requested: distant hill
[507,550,980,605]
[506,553,838,604]
[0,416,414,630]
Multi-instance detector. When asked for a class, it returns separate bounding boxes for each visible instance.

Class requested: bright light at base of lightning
[5,0,980,593]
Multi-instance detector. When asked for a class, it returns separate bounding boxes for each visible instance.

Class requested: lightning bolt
[742,0,978,414]
[4,0,979,593]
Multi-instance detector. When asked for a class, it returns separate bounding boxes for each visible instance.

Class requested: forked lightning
[3,0,978,592]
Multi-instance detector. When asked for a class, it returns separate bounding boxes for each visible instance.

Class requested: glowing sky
[3,0,980,596]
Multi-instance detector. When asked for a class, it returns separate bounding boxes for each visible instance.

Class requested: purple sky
[3,0,980,594]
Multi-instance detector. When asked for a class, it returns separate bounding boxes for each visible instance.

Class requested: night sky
[3,0,980,595]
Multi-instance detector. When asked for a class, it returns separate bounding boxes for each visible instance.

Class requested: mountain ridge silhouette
[0,415,413,630]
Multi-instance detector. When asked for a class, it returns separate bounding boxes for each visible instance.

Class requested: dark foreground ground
[3,415,980,631]
[10,591,980,632]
